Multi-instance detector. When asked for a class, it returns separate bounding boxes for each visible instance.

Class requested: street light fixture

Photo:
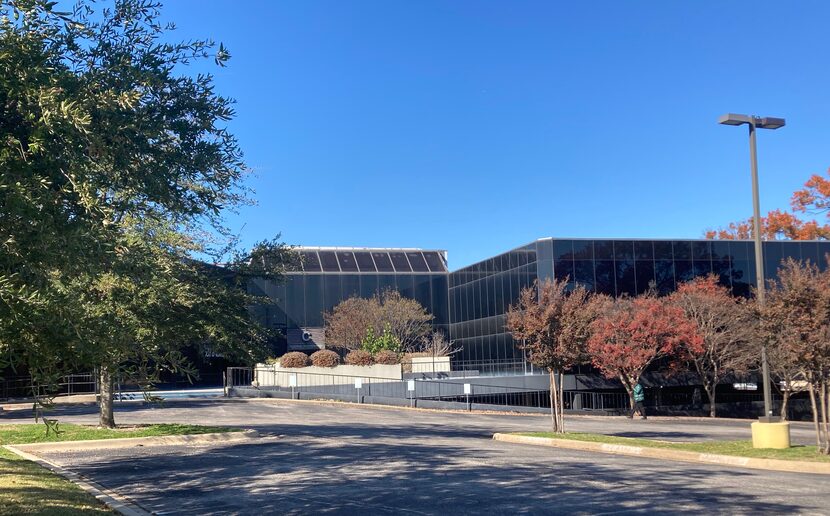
[718,113,785,423]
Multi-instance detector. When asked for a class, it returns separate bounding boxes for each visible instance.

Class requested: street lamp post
[718,113,785,423]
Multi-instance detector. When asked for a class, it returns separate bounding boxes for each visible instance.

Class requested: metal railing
[0,373,97,401]
[228,366,557,411]
[450,359,542,377]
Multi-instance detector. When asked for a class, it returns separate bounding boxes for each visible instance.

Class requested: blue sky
[161,1,829,270]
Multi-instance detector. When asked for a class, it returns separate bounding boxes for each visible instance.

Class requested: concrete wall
[255,363,402,389]
[409,356,451,373]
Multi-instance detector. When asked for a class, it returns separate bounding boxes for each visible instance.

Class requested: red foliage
[588,296,703,397]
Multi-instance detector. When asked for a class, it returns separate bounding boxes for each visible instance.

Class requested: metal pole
[748,121,776,422]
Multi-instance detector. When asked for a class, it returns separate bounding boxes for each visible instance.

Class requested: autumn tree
[764,258,830,453]
[706,168,830,240]
[760,290,806,420]
[506,279,600,433]
[588,295,703,411]
[669,276,756,417]
[324,290,433,352]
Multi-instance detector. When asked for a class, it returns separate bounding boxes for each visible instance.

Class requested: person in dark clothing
[628,382,647,419]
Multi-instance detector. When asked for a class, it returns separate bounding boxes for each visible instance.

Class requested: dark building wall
[248,249,450,352]
[448,242,538,363]
[449,238,830,364]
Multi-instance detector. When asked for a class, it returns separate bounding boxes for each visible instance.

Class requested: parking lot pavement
[0,397,819,444]
[4,400,829,514]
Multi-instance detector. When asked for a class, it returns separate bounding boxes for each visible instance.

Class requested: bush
[310,349,340,368]
[279,352,310,368]
[345,349,374,366]
[374,350,400,365]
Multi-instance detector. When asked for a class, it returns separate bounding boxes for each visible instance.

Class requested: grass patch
[520,432,830,463]
[0,423,238,446]
[0,423,241,515]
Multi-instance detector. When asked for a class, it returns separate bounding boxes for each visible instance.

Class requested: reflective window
[390,252,412,272]
[319,251,340,272]
[654,260,675,295]
[423,252,447,272]
[407,252,429,272]
[323,275,342,313]
[572,240,593,260]
[355,252,377,272]
[692,241,712,261]
[300,251,321,272]
[730,241,751,262]
[694,260,713,278]
[614,241,634,261]
[304,275,324,326]
[674,260,694,283]
[554,258,574,283]
[635,260,655,294]
[673,241,692,260]
[594,260,615,295]
[634,241,653,261]
[711,241,731,261]
[594,241,614,260]
[574,260,595,291]
[341,274,360,299]
[615,260,636,296]
[553,240,574,260]
[372,252,394,272]
[653,241,673,260]
[336,252,358,272]
[360,275,378,298]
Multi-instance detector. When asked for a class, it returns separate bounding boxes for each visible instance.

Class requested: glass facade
[448,242,538,363]
[248,248,449,352]
[448,238,830,363]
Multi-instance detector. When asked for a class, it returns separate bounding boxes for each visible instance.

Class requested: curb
[3,430,259,516]
[8,429,259,453]
[492,433,830,475]
[3,445,153,516]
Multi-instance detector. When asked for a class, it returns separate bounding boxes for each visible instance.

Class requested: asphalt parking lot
[3,400,828,514]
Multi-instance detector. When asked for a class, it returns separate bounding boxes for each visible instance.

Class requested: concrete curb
[2,430,259,516]
[492,433,830,475]
[9,429,258,453]
[3,445,152,516]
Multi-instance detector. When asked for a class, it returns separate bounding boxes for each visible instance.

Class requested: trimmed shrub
[374,350,400,365]
[345,349,374,366]
[280,351,310,368]
[310,349,340,368]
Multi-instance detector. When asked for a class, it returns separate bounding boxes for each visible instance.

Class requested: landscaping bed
[519,431,830,463]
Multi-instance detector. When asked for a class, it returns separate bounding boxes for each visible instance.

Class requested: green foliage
[361,324,401,354]
[0,1,292,424]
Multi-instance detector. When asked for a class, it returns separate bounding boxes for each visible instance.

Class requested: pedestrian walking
[628,382,647,419]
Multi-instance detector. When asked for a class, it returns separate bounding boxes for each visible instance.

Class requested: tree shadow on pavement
[40,426,812,515]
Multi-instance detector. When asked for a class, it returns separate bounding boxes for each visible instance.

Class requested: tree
[506,279,599,433]
[706,168,830,240]
[761,290,806,420]
[588,294,702,411]
[764,258,830,453]
[669,276,755,417]
[324,290,433,352]
[0,1,293,428]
